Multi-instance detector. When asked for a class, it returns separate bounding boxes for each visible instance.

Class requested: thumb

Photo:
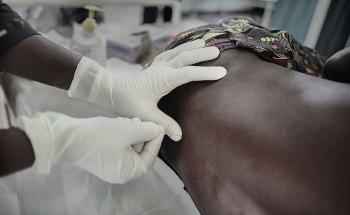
[140,131,165,169]
[151,108,182,141]
[128,120,162,144]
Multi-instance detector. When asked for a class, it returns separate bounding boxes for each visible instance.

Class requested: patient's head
[166,17,324,76]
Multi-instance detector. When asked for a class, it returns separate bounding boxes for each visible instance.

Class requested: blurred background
[1,1,349,214]
[4,0,349,64]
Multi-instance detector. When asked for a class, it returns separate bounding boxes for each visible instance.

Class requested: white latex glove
[68,39,226,141]
[17,112,164,184]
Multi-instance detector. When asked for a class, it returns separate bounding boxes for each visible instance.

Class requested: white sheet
[0,63,199,215]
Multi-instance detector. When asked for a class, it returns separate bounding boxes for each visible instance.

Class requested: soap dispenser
[70,5,106,66]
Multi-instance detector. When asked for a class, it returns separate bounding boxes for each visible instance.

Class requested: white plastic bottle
[70,5,106,66]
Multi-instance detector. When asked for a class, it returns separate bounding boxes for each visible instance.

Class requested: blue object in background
[269,0,318,44]
[316,0,350,57]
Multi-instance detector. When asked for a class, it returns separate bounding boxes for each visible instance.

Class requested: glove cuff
[68,56,114,107]
[16,114,54,174]
[68,56,101,100]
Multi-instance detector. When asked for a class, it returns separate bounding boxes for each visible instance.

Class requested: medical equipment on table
[6,0,209,65]
[6,0,181,24]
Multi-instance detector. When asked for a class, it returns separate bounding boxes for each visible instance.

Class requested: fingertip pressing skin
[191,46,220,62]
[153,39,207,65]
[205,46,220,59]
[168,121,182,142]
[191,65,227,80]
[199,46,226,78]
[172,39,206,54]
[169,46,221,68]
[169,123,182,142]
[215,66,227,79]
[189,39,206,48]
[169,131,182,142]
[203,66,227,80]
[172,134,182,142]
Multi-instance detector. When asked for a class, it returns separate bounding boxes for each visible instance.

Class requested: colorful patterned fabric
[167,17,325,76]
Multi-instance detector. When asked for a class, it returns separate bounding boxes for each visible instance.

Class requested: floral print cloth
[167,17,325,76]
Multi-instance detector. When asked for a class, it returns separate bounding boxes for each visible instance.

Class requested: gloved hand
[68,39,226,141]
[17,112,164,184]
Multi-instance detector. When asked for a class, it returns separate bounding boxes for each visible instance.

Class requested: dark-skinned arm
[0,35,81,89]
[0,35,81,175]
[0,2,81,89]
[0,2,80,176]
[0,127,34,176]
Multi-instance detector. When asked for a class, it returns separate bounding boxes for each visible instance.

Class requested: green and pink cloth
[167,17,325,76]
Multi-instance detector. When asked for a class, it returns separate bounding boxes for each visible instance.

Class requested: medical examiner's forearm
[0,35,81,90]
[0,128,35,176]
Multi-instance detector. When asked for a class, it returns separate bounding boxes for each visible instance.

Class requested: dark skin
[159,49,350,214]
[322,47,350,83]
[0,35,81,176]
[0,127,34,176]
[1,33,350,214]
[0,35,81,90]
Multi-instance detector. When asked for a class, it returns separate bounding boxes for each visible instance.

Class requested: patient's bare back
[159,49,350,215]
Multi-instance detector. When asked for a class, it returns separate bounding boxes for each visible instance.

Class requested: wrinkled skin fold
[159,49,350,215]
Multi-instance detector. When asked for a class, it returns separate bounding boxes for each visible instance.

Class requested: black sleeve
[0,3,39,57]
